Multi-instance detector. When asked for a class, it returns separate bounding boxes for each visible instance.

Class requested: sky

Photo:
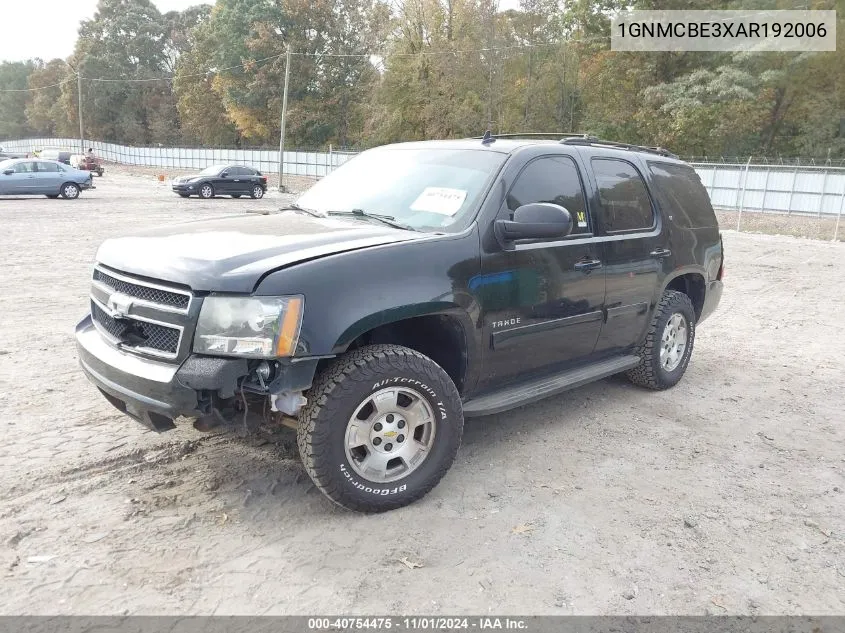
[1,0,209,62]
[1,0,522,63]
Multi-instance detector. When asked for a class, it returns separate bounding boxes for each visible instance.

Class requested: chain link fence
[0,138,357,178]
[3,138,844,240]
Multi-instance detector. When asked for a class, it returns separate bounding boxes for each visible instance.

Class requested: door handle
[650,248,671,259]
[574,259,602,272]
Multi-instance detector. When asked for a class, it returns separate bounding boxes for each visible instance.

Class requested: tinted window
[506,156,591,234]
[37,162,59,172]
[647,161,716,228]
[591,158,654,232]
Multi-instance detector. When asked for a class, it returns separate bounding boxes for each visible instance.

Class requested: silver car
[0,158,95,199]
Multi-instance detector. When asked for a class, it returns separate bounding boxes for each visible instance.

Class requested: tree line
[1,0,843,158]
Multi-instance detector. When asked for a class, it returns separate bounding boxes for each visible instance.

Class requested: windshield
[199,165,225,176]
[296,148,507,231]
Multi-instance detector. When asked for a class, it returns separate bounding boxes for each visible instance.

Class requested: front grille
[92,303,180,354]
[93,268,189,310]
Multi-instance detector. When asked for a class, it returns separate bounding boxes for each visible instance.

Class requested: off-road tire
[297,344,464,512]
[626,290,696,390]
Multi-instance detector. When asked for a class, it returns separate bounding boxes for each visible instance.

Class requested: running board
[462,355,641,418]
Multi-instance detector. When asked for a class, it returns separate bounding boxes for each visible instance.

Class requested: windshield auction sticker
[611,10,836,52]
[411,187,468,216]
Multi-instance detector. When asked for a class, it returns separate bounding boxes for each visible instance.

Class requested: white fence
[3,138,845,217]
[0,138,356,178]
[692,162,845,217]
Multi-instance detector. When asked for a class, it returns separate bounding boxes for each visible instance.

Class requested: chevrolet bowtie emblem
[106,292,134,319]
[383,430,398,438]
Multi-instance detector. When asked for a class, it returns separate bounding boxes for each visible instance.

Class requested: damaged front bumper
[75,315,319,432]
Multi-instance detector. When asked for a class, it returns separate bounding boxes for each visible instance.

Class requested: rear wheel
[250,185,264,199]
[60,182,80,199]
[626,290,696,390]
[297,344,464,512]
[199,183,214,199]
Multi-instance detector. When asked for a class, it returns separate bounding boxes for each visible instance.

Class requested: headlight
[194,295,304,358]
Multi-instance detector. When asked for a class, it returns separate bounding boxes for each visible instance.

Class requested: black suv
[75,134,724,512]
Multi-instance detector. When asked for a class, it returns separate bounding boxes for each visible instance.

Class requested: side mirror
[3,169,13,176]
[494,203,573,245]
[220,172,229,178]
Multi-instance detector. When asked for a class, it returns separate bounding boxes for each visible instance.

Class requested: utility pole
[278,44,291,192]
[486,2,496,131]
[77,71,85,155]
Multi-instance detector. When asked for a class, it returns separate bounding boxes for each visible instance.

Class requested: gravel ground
[1,172,844,616]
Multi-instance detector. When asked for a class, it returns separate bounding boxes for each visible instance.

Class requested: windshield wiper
[278,202,325,218]
[328,209,417,232]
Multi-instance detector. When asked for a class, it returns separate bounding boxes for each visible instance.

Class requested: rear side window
[591,158,654,232]
[38,162,59,172]
[506,155,591,235]
[647,161,717,228]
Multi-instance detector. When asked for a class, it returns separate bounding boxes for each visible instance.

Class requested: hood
[173,175,201,183]
[95,213,425,292]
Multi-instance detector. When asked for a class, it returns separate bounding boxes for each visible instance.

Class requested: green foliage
[1,0,842,158]
[0,61,35,138]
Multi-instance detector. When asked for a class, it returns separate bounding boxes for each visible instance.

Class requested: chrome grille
[93,268,190,311]
[89,266,193,360]
[91,303,180,354]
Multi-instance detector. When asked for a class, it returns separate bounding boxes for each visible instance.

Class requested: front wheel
[626,290,696,390]
[297,344,464,512]
[250,185,264,199]
[60,182,80,199]
[198,183,214,199]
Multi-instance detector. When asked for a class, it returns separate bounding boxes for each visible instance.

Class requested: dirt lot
[1,171,844,616]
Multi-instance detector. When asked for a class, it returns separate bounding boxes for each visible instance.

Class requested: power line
[294,35,607,58]
[0,77,76,93]
[0,35,606,92]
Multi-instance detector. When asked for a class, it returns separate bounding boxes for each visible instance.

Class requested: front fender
[255,227,483,381]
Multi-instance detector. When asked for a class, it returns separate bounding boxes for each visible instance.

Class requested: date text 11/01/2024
[308,617,528,630]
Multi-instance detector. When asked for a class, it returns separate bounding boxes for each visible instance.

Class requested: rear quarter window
[648,161,717,228]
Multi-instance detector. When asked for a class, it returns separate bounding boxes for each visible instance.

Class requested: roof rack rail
[560,136,678,159]
[472,132,594,141]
